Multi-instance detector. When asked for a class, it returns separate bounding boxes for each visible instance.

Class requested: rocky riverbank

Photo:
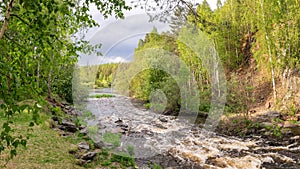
[46,88,300,169]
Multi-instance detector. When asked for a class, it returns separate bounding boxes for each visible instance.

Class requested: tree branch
[179,0,199,18]
[10,14,31,27]
[0,0,15,39]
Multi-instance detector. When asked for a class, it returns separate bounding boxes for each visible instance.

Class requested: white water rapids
[83,89,300,169]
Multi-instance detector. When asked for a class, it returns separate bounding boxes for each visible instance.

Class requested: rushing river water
[84,89,300,169]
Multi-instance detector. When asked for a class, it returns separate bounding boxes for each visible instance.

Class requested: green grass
[0,105,162,169]
[0,111,82,169]
[102,132,121,148]
[89,94,115,98]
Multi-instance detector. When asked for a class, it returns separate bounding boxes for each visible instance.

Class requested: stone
[266,111,282,118]
[79,127,88,135]
[154,123,168,129]
[291,136,300,140]
[81,152,96,160]
[261,122,273,127]
[94,141,105,149]
[78,125,86,130]
[60,120,77,132]
[115,119,123,124]
[283,121,297,128]
[110,127,124,134]
[78,142,90,150]
[159,117,168,123]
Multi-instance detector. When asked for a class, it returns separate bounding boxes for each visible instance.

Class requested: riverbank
[0,108,81,168]
[0,99,139,169]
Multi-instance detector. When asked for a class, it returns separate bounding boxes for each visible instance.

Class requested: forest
[0,0,300,168]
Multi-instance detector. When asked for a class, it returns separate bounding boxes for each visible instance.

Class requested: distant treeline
[95,63,119,88]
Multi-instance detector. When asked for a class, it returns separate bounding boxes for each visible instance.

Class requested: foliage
[0,0,131,159]
[89,94,115,98]
[102,132,121,148]
[95,63,119,88]
[122,0,300,118]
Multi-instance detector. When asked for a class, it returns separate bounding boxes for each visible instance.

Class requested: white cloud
[79,55,130,66]
[101,56,130,64]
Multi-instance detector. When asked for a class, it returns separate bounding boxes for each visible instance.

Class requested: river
[84,88,300,169]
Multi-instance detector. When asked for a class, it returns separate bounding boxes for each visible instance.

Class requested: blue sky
[78,0,225,66]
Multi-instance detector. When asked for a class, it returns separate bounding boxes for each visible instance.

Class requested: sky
[78,0,225,66]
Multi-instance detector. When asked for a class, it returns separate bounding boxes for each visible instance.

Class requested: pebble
[290,136,300,140]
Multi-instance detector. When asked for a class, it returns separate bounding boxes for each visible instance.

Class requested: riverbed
[84,89,300,169]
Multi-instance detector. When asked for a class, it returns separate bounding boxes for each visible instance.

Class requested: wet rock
[154,123,168,129]
[141,129,154,136]
[115,118,123,124]
[97,122,106,129]
[110,127,125,134]
[78,142,90,150]
[159,117,168,123]
[117,123,128,128]
[81,152,96,160]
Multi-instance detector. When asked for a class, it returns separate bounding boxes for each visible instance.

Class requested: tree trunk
[0,0,15,39]
[260,0,277,100]
[37,55,40,88]
[47,69,52,99]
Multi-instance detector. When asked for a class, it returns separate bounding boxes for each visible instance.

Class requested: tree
[0,0,130,160]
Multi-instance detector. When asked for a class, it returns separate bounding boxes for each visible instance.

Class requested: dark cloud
[78,14,170,66]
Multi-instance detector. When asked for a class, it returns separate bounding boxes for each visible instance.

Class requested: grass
[0,104,163,169]
[89,94,115,98]
[0,111,82,169]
